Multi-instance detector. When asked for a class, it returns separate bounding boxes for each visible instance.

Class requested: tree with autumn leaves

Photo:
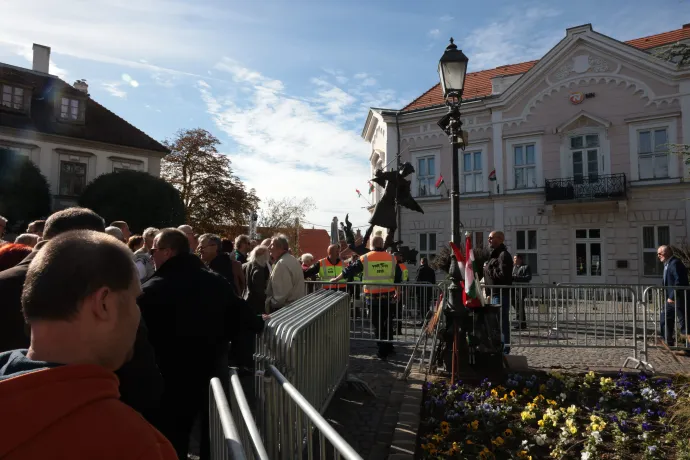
[161,128,258,235]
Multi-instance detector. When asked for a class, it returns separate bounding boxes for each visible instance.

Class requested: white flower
[522,440,528,447]
[560,392,567,400]
[535,434,546,446]
[592,431,603,444]
[581,451,591,460]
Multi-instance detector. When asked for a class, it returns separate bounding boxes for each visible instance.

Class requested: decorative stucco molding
[503,74,679,128]
[551,54,614,82]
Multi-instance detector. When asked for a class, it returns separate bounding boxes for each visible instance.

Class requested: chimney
[32,44,51,73]
[684,23,690,29]
[73,79,89,94]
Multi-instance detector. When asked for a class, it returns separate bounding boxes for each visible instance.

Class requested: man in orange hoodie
[0,230,176,460]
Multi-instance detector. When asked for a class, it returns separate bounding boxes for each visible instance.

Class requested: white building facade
[0,44,169,211]
[362,24,690,285]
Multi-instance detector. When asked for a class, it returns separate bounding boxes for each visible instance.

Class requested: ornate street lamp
[437,38,469,381]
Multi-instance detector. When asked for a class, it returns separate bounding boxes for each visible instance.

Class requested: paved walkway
[322,340,415,460]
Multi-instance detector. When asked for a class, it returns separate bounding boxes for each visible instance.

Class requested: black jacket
[484,244,513,288]
[0,252,34,353]
[415,265,436,285]
[0,250,164,417]
[512,264,532,283]
[138,253,264,382]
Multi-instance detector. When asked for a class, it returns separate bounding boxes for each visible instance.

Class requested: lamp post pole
[437,38,469,382]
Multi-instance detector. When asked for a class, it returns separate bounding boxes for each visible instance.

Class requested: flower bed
[419,371,690,459]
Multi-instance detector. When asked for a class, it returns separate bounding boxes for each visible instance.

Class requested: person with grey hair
[177,225,197,253]
[198,233,245,295]
[244,245,271,315]
[15,233,39,248]
[132,227,158,282]
[266,234,305,312]
[234,234,251,264]
[105,226,126,243]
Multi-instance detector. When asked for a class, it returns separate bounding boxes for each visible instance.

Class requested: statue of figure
[342,162,424,253]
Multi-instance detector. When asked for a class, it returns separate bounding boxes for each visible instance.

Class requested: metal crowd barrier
[255,290,352,458]
[641,286,690,359]
[261,364,364,460]
[226,369,269,460]
[209,377,249,460]
[304,281,441,345]
[482,284,639,361]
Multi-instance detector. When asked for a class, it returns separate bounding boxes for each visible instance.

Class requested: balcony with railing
[544,173,627,202]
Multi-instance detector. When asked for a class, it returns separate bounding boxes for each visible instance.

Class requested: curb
[387,373,425,460]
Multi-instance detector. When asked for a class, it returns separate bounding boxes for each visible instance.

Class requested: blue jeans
[492,294,511,353]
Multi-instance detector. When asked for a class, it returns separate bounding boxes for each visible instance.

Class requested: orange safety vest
[362,250,397,295]
[318,258,346,289]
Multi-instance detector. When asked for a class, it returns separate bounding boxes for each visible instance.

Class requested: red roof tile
[401,25,690,113]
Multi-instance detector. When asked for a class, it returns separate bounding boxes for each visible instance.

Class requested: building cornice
[0,126,169,158]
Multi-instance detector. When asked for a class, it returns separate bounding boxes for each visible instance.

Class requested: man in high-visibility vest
[303,244,347,290]
[331,236,402,359]
[393,252,409,282]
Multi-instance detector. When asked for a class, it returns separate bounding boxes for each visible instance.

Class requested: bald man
[303,244,347,290]
[484,230,513,354]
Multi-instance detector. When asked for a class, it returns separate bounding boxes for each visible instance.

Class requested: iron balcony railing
[544,173,626,202]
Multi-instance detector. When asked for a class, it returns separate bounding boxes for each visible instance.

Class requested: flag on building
[368,182,375,193]
[435,175,445,189]
[488,169,497,181]
[356,189,362,197]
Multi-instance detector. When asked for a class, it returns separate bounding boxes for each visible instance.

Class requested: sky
[0,0,688,231]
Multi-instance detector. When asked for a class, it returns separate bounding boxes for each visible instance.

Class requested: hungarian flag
[356,189,362,197]
[451,235,481,307]
[488,169,497,181]
[368,182,375,193]
[435,175,445,189]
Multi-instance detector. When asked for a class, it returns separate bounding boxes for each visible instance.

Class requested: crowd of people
[0,208,315,460]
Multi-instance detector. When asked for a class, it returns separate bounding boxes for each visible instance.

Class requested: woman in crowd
[127,235,144,253]
[0,243,32,272]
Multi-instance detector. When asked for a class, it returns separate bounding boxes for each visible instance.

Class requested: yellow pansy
[491,389,498,397]
[510,390,517,398]
[471,420,480,430]
[466,439,474,445]
[538,420,545,427]
[492,436,505,446]
[504,429,513,436]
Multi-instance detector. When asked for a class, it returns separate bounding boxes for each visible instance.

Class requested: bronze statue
[342,162,424,253]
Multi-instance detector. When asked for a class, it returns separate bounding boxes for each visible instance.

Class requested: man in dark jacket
[0,207,163,417]
[140,228,264,460]
[198,233,245,295]
[658,245,689,346]
[511,254,532,330]
[415,257,436,315]
[483,231,513,354]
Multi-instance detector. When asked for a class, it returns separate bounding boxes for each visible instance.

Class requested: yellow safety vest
[399,263,409,282]
[362,250,396,294]
[318,258,345,289]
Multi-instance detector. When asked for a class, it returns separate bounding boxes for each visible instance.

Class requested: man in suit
[658,245,689,346]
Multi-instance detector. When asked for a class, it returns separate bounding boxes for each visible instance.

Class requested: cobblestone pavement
[322,339,415,460]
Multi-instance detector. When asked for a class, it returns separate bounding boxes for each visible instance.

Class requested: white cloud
[462,7,562,70]
[361,77,377,87]
[440,15,454,22]
[428,29,441,39]
[198,62,374,226]
[354,73,368,79]
[103,81,127,98]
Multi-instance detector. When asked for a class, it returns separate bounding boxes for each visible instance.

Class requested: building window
[1,84,24,110]
[638,129,669,179]
[419,233,437,262]
[516,230,538,274]
[514,144,536,189]
[60,97,80,121]
[59,161,87,196]
[469,231,484,248]
[642,225,670,277]
[416,156,436,197]
[575,229,602,277]
[462,151,482,193]
[570,134,599,183]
